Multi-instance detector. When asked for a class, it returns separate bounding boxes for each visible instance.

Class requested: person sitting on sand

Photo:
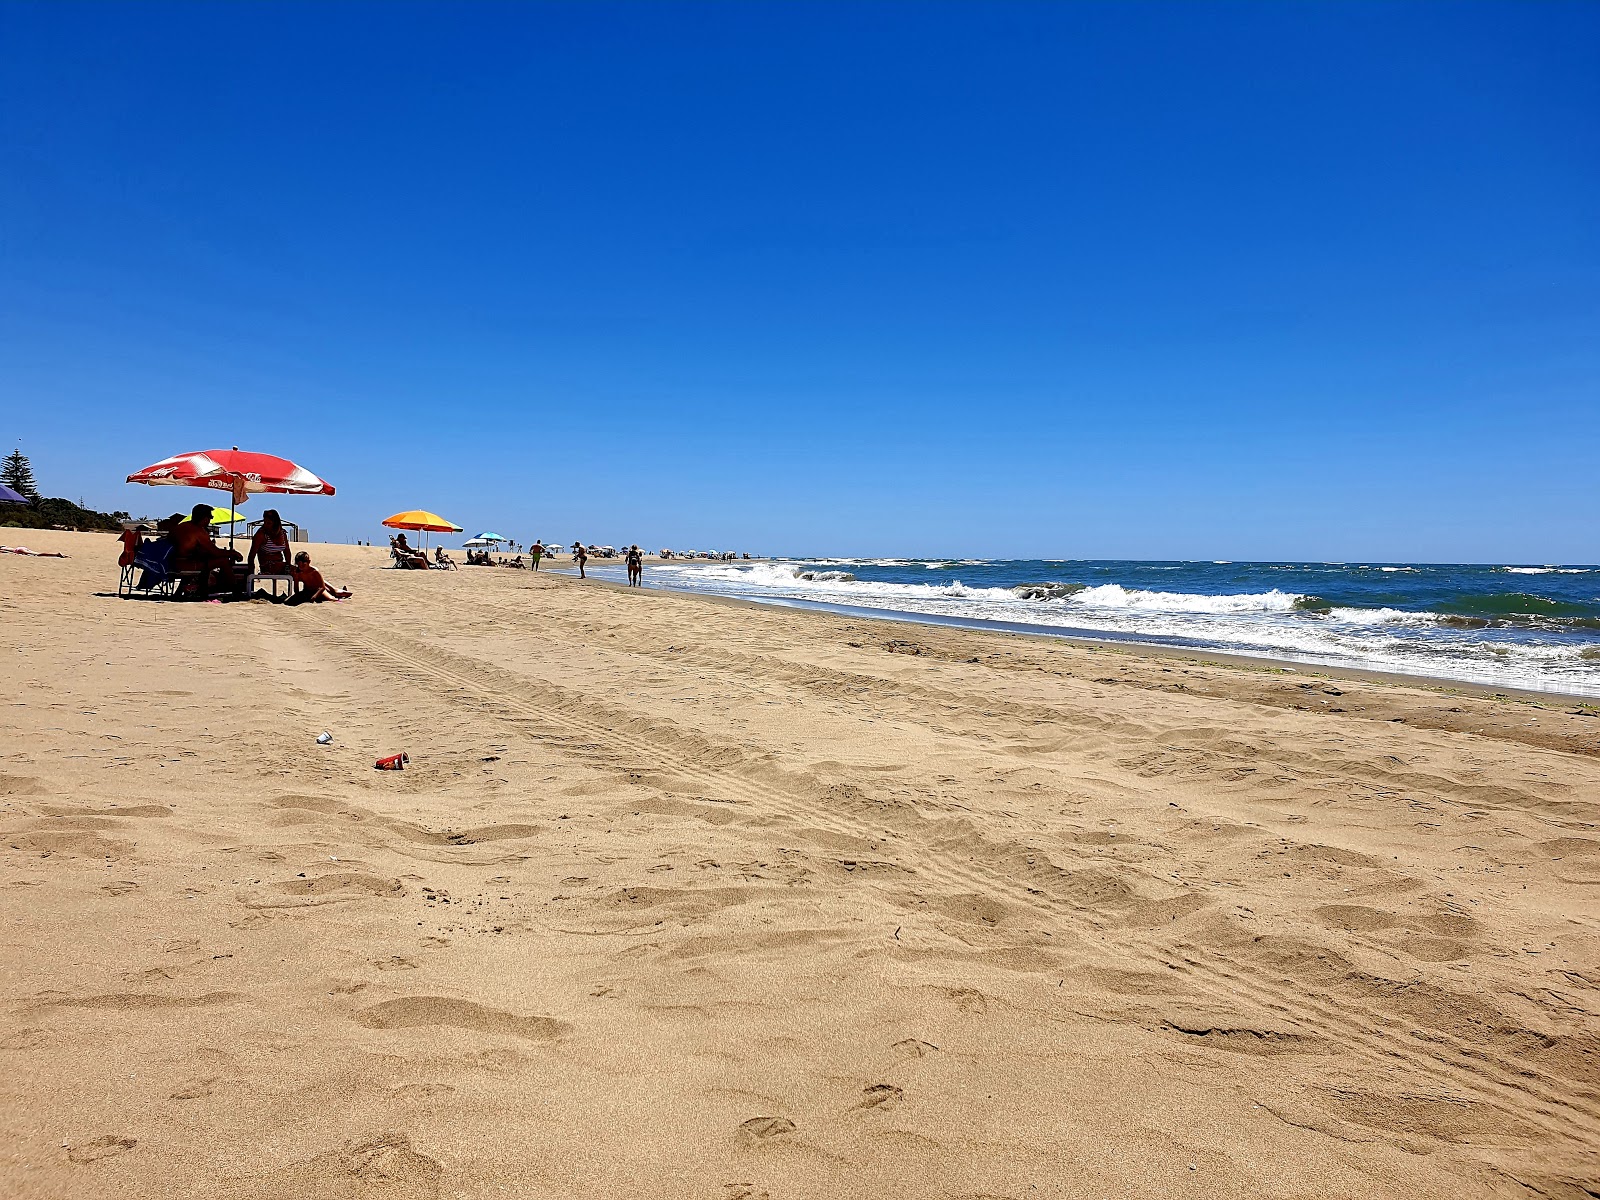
[284,551,352,605]
[434,547,457,570]
[247,509,293,577]
[505,555,524,569]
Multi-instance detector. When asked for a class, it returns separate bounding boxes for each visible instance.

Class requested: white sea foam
[1067,584,1303,614]
[648,561,1600,696]
[666,561,1016,601]
[666,565,1304,615]
[1321,606,1439,627]
[1502,566,1591,575]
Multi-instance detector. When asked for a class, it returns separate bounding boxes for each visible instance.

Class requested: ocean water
[626,558,1600,697]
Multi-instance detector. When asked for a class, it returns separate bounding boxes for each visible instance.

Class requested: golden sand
[3,531,1597,1198]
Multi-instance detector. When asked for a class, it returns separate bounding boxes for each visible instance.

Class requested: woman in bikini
[247,509,293,576]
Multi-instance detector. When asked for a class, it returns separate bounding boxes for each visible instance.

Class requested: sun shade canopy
[180,507,246,525]
[383,510,463,533]
[127,449,335,497]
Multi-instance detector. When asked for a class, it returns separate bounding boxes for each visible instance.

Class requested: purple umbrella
[0,482,28,505]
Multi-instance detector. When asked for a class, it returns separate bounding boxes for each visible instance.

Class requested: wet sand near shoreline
[3,531,1598,1198]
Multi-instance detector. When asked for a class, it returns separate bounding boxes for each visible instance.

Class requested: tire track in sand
[296,615,1600,1151]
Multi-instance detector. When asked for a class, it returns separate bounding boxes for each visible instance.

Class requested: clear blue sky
[2,1,1596,561]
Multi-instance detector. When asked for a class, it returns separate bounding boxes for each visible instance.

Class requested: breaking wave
[644,558,1600,695]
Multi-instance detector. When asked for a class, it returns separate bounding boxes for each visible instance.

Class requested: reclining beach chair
[121,540,178,598]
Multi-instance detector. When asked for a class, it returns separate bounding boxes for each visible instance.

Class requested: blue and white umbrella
[472,531,510,543]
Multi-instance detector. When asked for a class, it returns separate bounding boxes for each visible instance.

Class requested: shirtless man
[572,542,588,579]
[171,503,241,597]
[530,541,543,570]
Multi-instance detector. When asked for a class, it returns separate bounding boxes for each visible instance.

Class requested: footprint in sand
[222,1131,441,1200]
[169,1077,221,1100]
[891,1038,939,1058]
[737,1116,796,1146]
[67,1135,136,1164]
[858,1083,904,1109]
[0,772,44,796]
[42,991,237,1011]
[387,1083,456,1102]
[272,873,404,897]
[355,997,567,1041]
[944,986,988,1014]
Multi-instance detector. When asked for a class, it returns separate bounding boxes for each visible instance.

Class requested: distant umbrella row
[118,447,495,545]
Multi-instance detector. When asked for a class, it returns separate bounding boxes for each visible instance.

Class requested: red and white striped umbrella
[127,449,335,504]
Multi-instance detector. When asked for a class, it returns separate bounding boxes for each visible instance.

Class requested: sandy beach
[3,530,1598,1198]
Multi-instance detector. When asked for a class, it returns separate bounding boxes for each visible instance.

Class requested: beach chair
[121,540,179,598]
[249,572,296,598]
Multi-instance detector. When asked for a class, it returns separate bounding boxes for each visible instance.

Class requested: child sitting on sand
[284,551,352,606]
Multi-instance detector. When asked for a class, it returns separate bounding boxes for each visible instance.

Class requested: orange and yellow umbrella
[382,510,462,533]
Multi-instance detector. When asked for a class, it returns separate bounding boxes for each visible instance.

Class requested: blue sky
[2,1,1596,560]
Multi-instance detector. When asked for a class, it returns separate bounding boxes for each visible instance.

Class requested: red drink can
[375,752,408,771]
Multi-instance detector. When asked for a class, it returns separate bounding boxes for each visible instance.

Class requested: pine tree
[1,449,37,497]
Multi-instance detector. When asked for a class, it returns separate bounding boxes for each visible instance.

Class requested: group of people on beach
[122,503,351,604]
[559,541,643,584]
[410,538,643,584]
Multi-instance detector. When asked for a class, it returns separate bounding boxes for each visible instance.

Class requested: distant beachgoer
[248,509,293,576]
[434,547,457,570]
[626,544,643,586]
[285,551,351,605]
[530,541,543,570]
[572,542,587,578]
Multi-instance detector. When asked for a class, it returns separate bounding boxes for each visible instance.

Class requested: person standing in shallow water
[572,542,587,578]
[530,541,543,571]
[625,544,643,587]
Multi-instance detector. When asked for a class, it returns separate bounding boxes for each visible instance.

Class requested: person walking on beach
[530,540,543,570]
[625,544,643,587]
[572,542,587,578]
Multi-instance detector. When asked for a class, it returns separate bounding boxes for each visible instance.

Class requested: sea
[603,558,1600,698]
